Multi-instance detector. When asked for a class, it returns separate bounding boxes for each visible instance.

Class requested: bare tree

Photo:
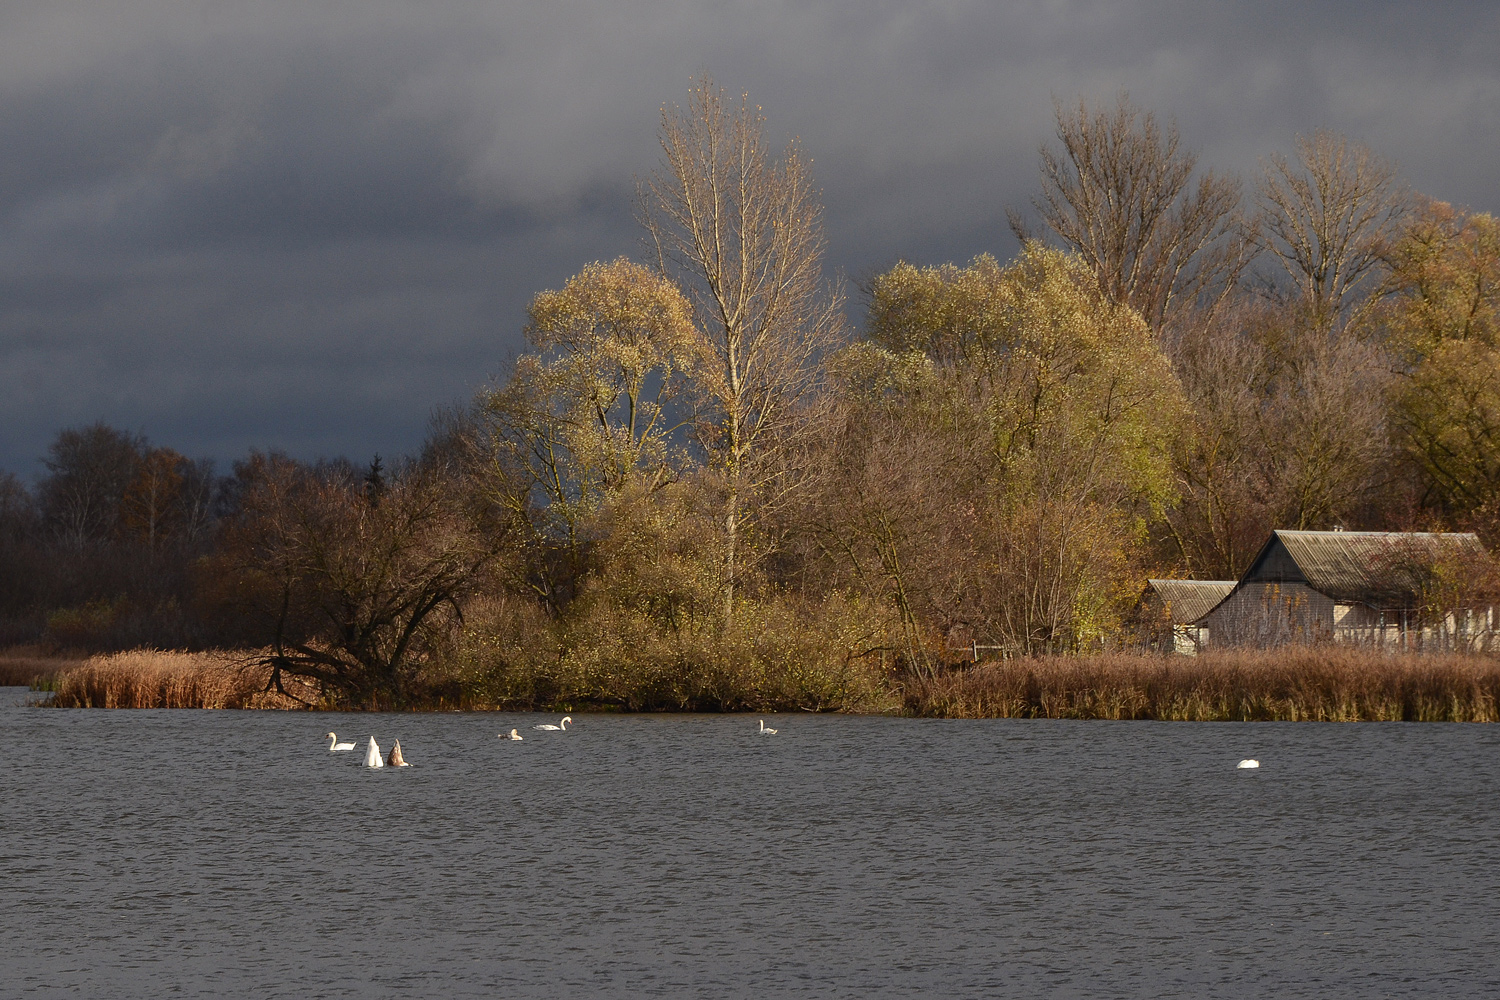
[229,462,505,707]
[642,75,845,617]
[1164,299,1396,577]
[39,423,145,551]
[1015,94,1247,332]
[120,448,186,553]
[1255,129,1408,327]
[1160,308,1276,577]
[806,393,977,675]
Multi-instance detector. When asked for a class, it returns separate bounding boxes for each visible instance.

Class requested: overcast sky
[2,0,1497,477]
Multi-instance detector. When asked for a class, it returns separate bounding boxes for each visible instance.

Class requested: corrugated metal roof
[1242,530,1489,607]
[1145,579,1237,623]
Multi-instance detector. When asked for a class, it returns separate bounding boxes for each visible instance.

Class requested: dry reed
[904,648,1500,721]
[47,650,319,709]
[0,648,85,687]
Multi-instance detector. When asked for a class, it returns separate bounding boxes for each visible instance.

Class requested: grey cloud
[1,0,1498,475]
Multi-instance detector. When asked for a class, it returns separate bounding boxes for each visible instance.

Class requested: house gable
[1241,534,1308,586]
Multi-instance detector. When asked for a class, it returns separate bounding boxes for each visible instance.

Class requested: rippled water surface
[3,688,1499,998]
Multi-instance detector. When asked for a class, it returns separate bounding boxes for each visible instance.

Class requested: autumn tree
[642,75,845,617]
[1254,129,1408,328]
[1015,94,1247,333]
[119,448,189,552]
[482,258,700,608]
[1381,200,1500,355]
[1162,132,1412,575]
[1381,202,1500,519]
[822,246,1183,658]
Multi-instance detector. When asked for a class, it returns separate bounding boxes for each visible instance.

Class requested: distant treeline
[3,79,1498,709]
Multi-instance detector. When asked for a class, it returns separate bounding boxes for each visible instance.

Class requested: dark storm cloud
[2,0,1498,474]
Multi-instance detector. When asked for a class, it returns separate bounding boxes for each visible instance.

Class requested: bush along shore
[17,645,1500,720]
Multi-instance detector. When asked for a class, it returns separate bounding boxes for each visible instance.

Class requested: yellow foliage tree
[1384,202,1500,516]
[482,258,700,605]
[827,244,1184,658]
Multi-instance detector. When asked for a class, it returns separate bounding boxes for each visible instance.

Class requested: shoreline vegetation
[11,646,1499,721]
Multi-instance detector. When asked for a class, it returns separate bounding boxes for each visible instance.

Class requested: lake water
[2,687,1498,998]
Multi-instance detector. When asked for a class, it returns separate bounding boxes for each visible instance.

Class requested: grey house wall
[1201,583,1494,650]
[1202,583,1336,647]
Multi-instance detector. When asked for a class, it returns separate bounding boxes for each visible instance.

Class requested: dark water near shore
[3,688,1499,998]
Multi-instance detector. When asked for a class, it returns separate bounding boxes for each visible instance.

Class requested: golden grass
[47,649,319,709]
[904,648,1500,721]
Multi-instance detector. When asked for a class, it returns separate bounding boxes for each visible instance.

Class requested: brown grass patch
[47,650,320,709]
[0,646,87,687]
[904,648,1500,722]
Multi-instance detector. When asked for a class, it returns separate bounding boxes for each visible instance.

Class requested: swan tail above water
[364,736,384,768]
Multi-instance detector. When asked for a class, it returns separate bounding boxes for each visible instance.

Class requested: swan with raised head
[1237,759,1260,769]
[500,728,523,741]
[327,732,355,752]
[533,716,572,731]
[759,719,777,735]
[386,740,411,767]
[364,736,385,768]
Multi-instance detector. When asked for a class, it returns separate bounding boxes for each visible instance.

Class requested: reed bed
[47,650,319,709]
[0,649,85,687]
[904,648,1500,721]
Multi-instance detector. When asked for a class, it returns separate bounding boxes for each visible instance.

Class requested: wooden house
[1154,530,1497,652]
[1202,530,1495,650]
[1139,579,1236,654]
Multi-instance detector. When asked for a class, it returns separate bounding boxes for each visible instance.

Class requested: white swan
[500,728,523,741]
[386,740,411,767]
[759,719,777,735]
[364,736,385,768]
[1237,759,1260,769]
[327,732,355,752]
[533,715,572,731]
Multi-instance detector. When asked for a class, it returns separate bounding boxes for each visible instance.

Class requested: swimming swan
[533,716,572,731]
[759,719,777,735]
[501,729,523,741]
[386,740,411,767]
[364,736,385,768]
[327,732,356,752]
[1237,759,1260,769]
